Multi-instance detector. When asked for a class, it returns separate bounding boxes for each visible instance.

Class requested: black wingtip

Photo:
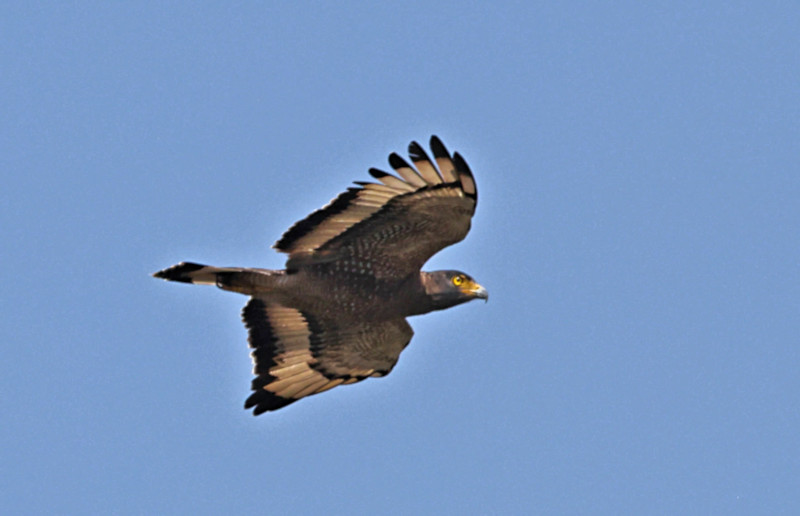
[407,141,428,161]
[453,152,473,177]
[429,135,449,159]
[369,167,390,179]
[152,262,205,283]
[453,151,477,204]
[245,386,297,415]
[388,152,411,170]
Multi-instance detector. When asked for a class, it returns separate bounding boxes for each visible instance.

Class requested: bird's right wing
[241,296,413,415]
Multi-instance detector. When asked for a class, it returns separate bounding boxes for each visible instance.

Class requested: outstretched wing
[242,296,413,414]
[275,136,477,279]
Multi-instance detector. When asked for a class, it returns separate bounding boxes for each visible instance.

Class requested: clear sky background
[3,2,799,514]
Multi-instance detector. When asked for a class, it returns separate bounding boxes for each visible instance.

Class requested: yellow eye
[452,275,464,286]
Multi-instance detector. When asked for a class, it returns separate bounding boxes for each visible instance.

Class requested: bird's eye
[452,275,464,286]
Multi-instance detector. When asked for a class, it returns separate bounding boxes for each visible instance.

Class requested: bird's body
[155,136,486,414]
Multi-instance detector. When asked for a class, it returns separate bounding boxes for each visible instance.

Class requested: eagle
[154,136,487,414]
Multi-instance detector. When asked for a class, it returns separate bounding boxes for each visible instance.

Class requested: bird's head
[420,270,488,311]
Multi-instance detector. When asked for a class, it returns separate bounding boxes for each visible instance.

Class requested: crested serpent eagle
[154,136,487,414]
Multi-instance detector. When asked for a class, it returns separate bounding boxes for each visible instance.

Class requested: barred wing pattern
[276,136,477,279]
[242,296,413,414]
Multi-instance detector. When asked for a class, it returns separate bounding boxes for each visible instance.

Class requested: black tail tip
[152,262,205,283]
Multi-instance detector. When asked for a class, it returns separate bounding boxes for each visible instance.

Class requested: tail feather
[153,262,283,294]
[153,262,224,285]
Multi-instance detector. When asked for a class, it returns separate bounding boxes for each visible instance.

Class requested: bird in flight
[154,136,487,414]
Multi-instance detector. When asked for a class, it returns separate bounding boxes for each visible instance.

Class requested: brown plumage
[154,136,487,414]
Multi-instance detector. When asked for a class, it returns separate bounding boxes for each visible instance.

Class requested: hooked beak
[471,283,489,302]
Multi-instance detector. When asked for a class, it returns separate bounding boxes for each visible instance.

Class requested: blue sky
[3,2,799,514]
